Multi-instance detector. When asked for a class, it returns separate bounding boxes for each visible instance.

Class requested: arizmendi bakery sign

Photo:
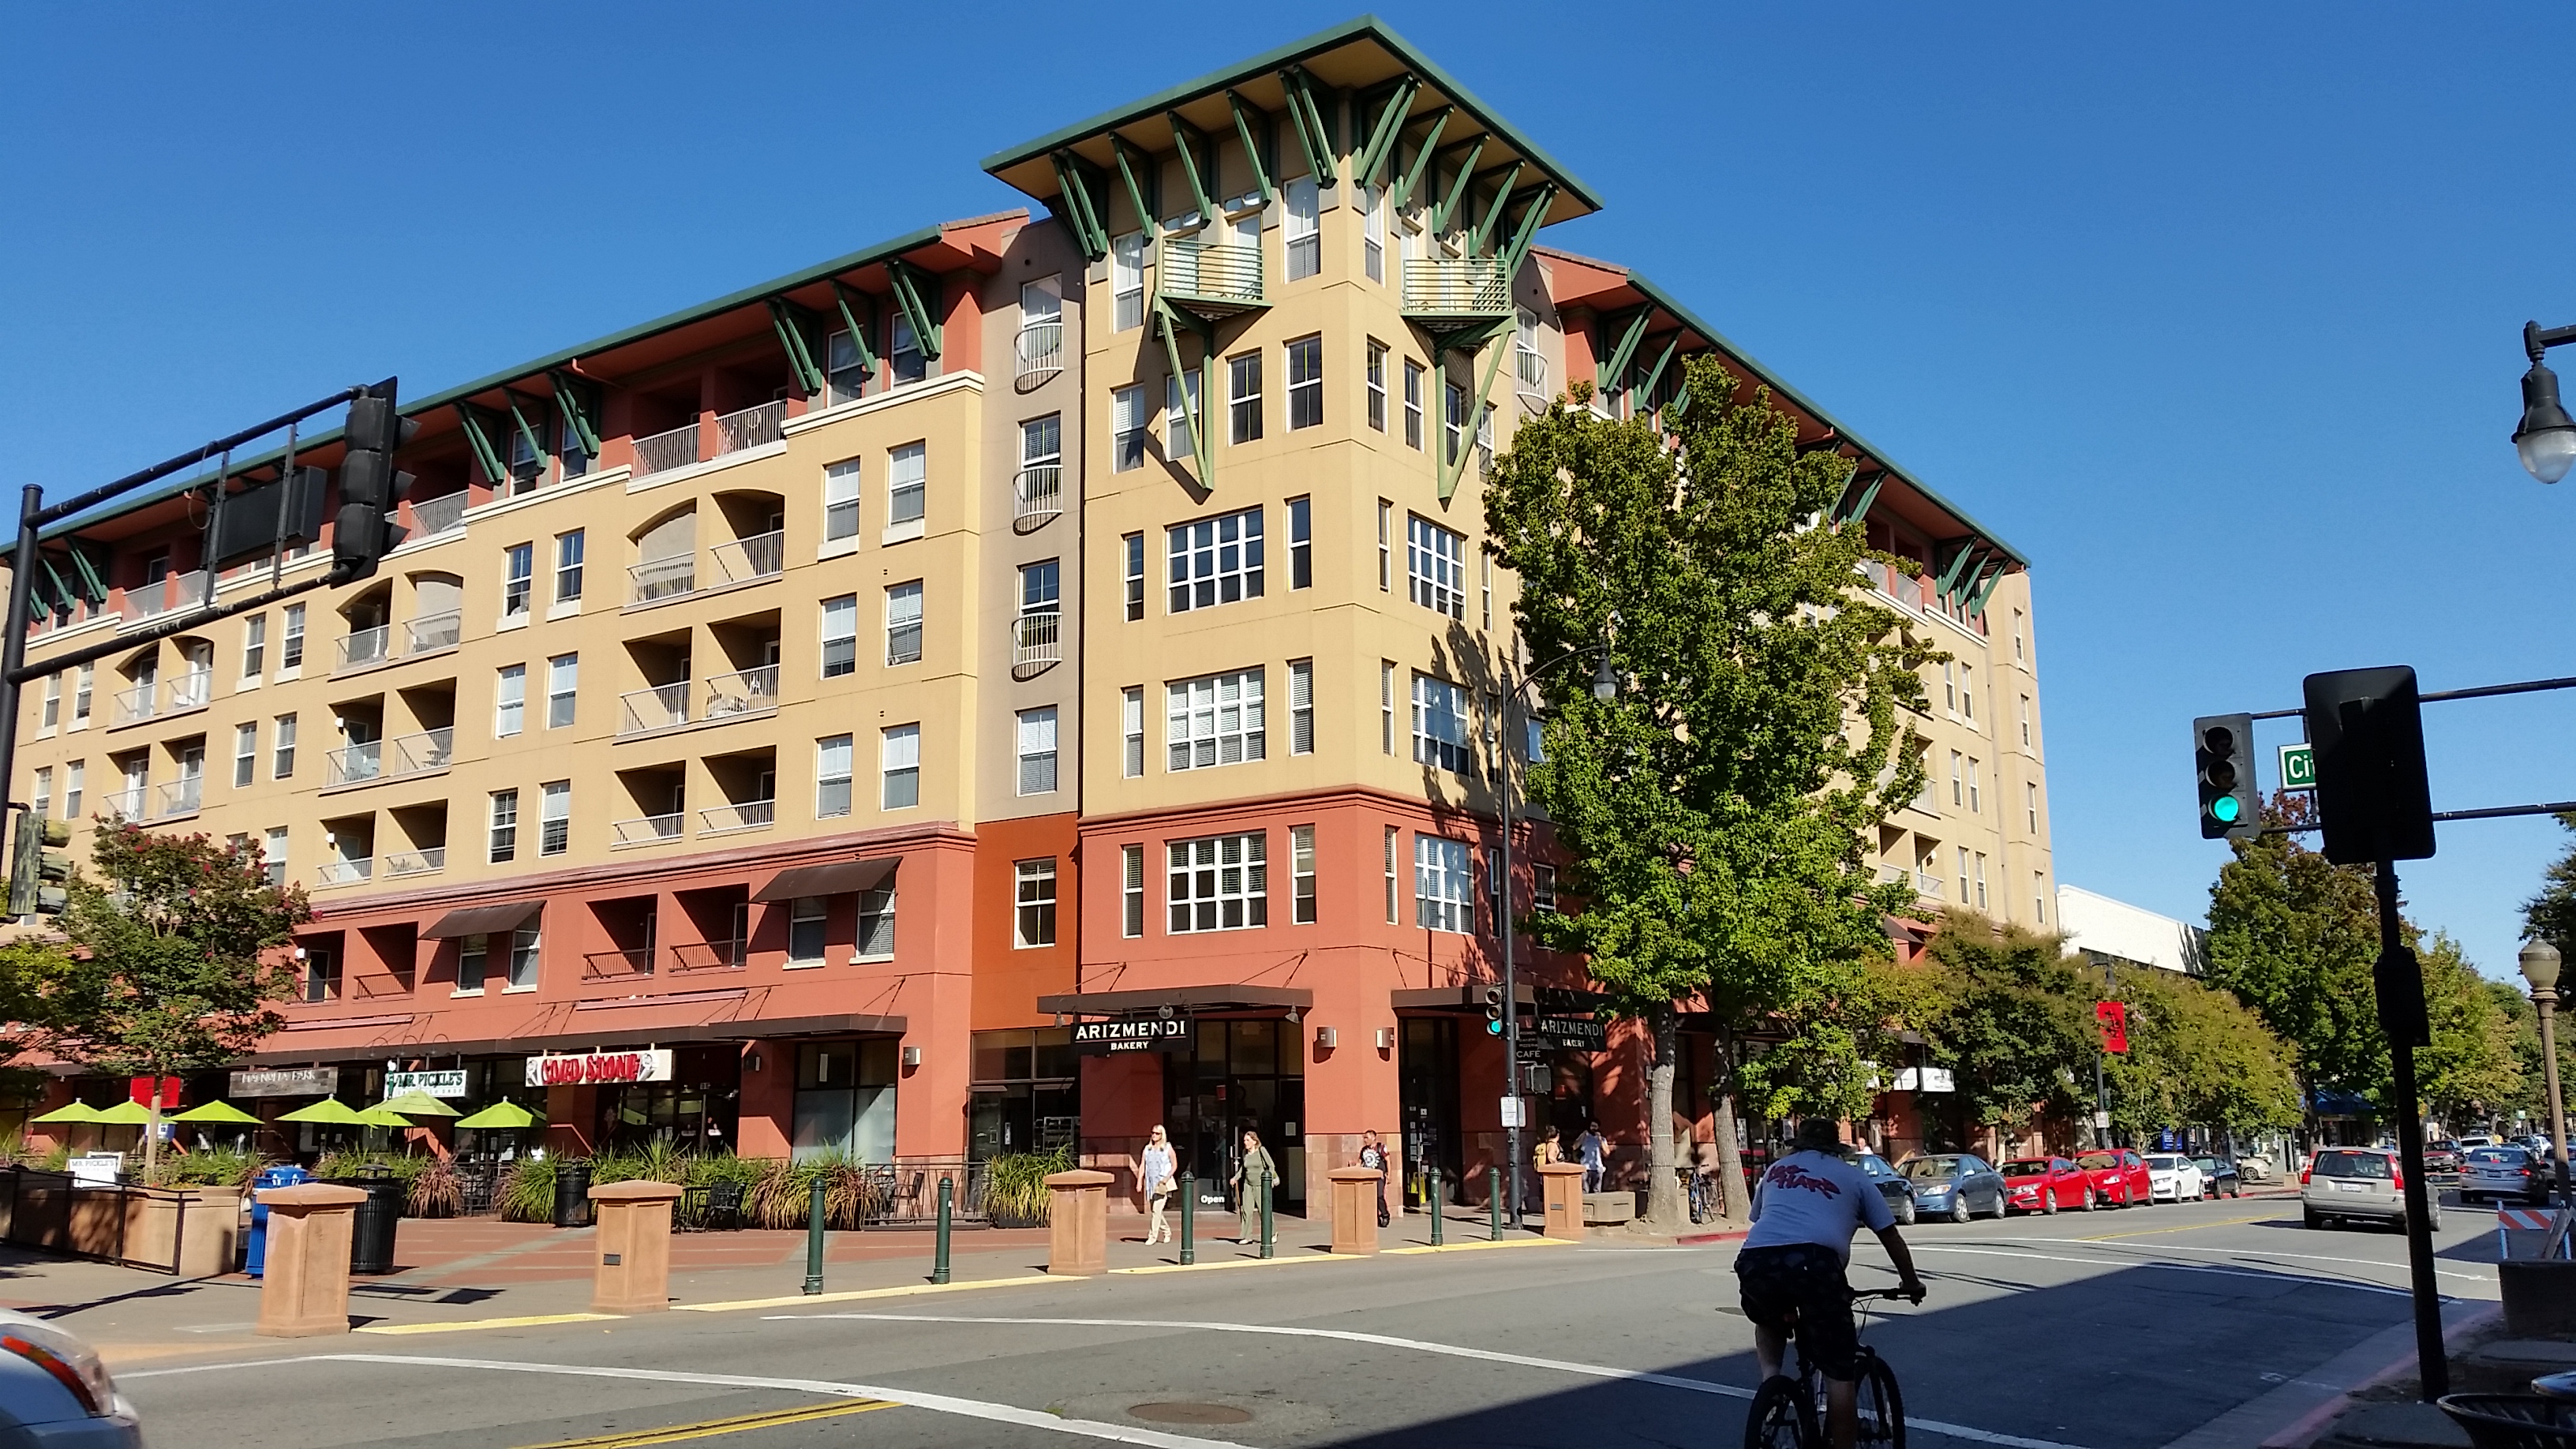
[523,1049,674,1087]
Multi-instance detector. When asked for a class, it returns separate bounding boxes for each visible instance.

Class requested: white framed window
[1284,177,1320,279]
[1412,673,1471,775]
[858,883,896,958]
[271,714,296,778]
[1443,379,1467,464]
[2034,873,2049,925]
[1291,824,1316,924]
[1366,339,1387,432]
[1286,335,1323,429]
[2025,781,2040,833]
[233,722,256,788]
[1168,833,1267,933]
[261,823,285,888]
[1949,751,1964,807]
[240,616,265,681]
[505,926,540,990]
[1167,507,1264,612]
[1017,707,1059,795]
[1403,360,1425,450]
[1124,533,1146,622]
[881,724,920,809]
[1380,660,1395,754]
[1122,687,1144,777]
[816,734,853,818]
[1956,846,1971,904]
[1967,757,1982,814]
[503,543,534,620]
[1020,559,1060,616]
[1111,384,1148,472]
[1112,231,1147,331]
[2019,695,2033,748]
[1227,352,1262,444]
[1533,862,1559,915]
[489,788,519,863]
[1408,515,1466,618]
[1480,549,1492,629]
[1974,852,1988,910]
[555,530,585,603]
[2012,608,2026,663]
[1167,668,1265,770]
[1021,413,1061,485]
[279,607,305,672]
[1525,714,1547,764]
[495,665,526,737]
[1960,662,1975,723]
[789,897,828,964]
[31,767,51,820]
[821,594,859,678]
[824,459,862,542]
[889,309,925,384]
[1941,661,1956,713]
[540,780,571,856]
[38,673,59,733]
[1166,371,1200,459]
[1015,859,1058,946]
[826,329,869,406]
[1414,834,1473,934]
[888,443,927,527]
[1376,499,1393,590]
[1286,497,1312,589]
[1018,278,1061,361]
[546,654,577,728]
[1122,844,1145,938]
[885,582,923,665]
[1361,184,1385,282]
[1383,825,1398,923]
[1289,659,1314,754]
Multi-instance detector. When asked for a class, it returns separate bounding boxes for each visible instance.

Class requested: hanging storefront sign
[524,1049,674,1087]
[384,1069,470,1099]
[230,1066,338,1099]
[1071,1015,1193,1054]
[1536,1014,1607,1050]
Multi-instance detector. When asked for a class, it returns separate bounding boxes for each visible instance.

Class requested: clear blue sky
[6,4,2572,980]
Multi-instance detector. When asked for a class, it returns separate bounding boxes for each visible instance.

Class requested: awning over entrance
[1036,985,1312,1017]
[421,900,544,939]
[752,856,898,903]
[235,1012,907,1065]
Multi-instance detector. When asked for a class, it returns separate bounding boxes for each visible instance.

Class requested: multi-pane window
[1361,184,1385,282]
[2019,695,2033,747]
[546,654,578,728]
[1121,687,1144,777]
[1407,515,1466,618]
[824,459,862,541]
[272,714,296,778]
[1289,659,1314,754]
[2012,609,2026,663]
[1291,825,1317,924]
[1111,384,1148,472]
[1366,340,1387,432]
[1015,859,1058,946]
[1533,862,1559,914]
[1415,834,1473,934]
[1227,352,1262,444]
[504,927,541,990]
[890,311,926,384]
[2033,873,2048,925]
[1168,669,1265,770]
[1960,663,1975,722]
[1949,751,1964,808]
[1020,558,1060,617]
[558,410,590,478]
[495,665,526,737]
[1168,833,1267,933]
[858,883,896,957]
[1166,372,1200,459]
[31,768,49,821]
[1956,847,1971,904]
[1168,507,1264,612]
[241,616,266,680]
[1967,757,1983,814]
[1383,826,1398,922]
[1412,673,1471,775]
[889,443,927,526]
[1284,178,1320,279]
[1017,707,1058,795]
[1380,661,1395,754]
[826,329,869,406]
[1286,497,1312,589]
[38,674,59,732]
[1286,335,1323,430]
[503,543,534,620]
[1443,380,1468,464]
[280,606,305,671]
[1974,852,1988,911]
[1124,533,1146,622]
[457,931,491,994]
[2025,781,2040,833]
[1021,414,1061,489]
[816,735,853,818]
[233,722,256,788]
[882,582,923,665]
[881,724,920,809]
[540,781,571,856]
[788,897,828,964]
[1403,361,1425,449]
[1121,844,1145,937]
[555,530,585,603]
[821,595,859,678]
[1941,662,1956,713]
[1112,231,1147,331]
[262,824,286,888]
[489,789,519,863]
[1480,549,1492,629]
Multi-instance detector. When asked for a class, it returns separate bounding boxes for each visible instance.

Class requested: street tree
[1915,920,2097,1145]
[2409,933,2523,1129]
[2103,960,2302,1140]
[36,826,308,1174]
[1485,358,1934,1225]
[2203,792,2382,1132]
[2522,811,2576,954]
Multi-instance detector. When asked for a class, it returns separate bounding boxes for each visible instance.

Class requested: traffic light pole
[2375,858,2450,1402]
[0,487,43,827]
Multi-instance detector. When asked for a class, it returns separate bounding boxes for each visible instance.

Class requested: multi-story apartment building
[9,20,2045,1209]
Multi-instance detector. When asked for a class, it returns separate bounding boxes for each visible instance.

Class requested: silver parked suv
[2301,1147,2440,1232]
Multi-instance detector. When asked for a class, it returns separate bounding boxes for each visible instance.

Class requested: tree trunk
[142,1066,161,1181]
[1711,1028,1754,1222]
[1643,1005,1683,1226]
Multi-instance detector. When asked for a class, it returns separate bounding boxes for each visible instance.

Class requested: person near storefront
[1140,1125,1177,1245]
[1360,1129,1391,1228]
[1231,1128,1279,1244]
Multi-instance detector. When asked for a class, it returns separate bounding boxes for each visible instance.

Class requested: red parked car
[2072,1148,2152,1208]
[1999,1156,2090,1214]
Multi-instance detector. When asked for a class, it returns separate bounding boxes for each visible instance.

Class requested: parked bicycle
[1744,1286,1911,1449]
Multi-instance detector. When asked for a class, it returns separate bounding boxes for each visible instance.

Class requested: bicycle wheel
[1745,1375,1813,1449]
[1855,1354,1908,1449]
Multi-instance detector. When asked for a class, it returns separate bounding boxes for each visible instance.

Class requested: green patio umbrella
[380,1090,459,1118]
[89,1100,155,1126]
[171,1100,260,1125]
[27,1101,100,1125]
[354,1104,414,1129]
[453,1101,541,1130]
[277,1098,365,1125]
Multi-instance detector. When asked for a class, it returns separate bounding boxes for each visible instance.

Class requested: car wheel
[2304,1208,2325,1229]
[2080,1186,2097,1211]
[2426,1207,2443,1232]
[2042,1189,2057,1216]
[1950,1196,1971,1225]
[1900,1197,1916,1226]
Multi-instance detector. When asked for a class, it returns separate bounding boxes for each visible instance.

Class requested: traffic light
[331,384,417,584]
[9,814,72,919]
[1481,984,1505,1036]
[2192,713,2260,841]
[2303,665,2435,866]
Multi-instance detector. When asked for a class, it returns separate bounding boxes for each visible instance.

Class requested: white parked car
[0,1306,144,1447]
[2144,1153,2208,1202]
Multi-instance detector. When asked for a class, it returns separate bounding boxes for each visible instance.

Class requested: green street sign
[2279,742,2316,792]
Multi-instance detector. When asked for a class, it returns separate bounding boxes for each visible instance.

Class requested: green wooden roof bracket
[1353,76,1420,193]
[1439,333,1510,504]
[1153,298,1216,487]
[1047,150,1111,262]
[1226,92,1276,205]
[35,555,73,614]
[766,299,826,398]
[1112,137,1161,242]
[503,390,551,472]
[1275,66,1338,188]
[1630,333,1680,419]
[1168,110,1220,224]
[547,370,601,457]
[885,259,942,359]
[829,281,880,379]
[1837,469,1886,526]
[453,402,508,487]
[1970,560,2009,616]
[1598,308,1653,401]
[1467,162,1526,256]
[64,542,107,605]
[1429,135,1488,236]
[1935,542,1982,604]
[1497,182,1556,279]
[1389,105,1453,212]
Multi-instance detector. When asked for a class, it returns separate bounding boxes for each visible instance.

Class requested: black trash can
[553,1158,593,1228]
[334,1170,405,1275]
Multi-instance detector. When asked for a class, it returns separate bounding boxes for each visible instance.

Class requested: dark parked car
[1853,1151,1916,1226]
[2424,1141,2464,1179]
[1900,1153,2009,1222]
[2192,1155,2243,1198]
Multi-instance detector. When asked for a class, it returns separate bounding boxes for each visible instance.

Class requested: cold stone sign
[523,1049,675,1088]
[1071,1015,1192,1055]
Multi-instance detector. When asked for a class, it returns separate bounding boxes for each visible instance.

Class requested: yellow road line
[1112,1251,1361,1275]
[1384,1237,1577,1255]
[512,1398,894,1447]
[675,1274,1059,1313]
[2076,1212,2277,1241]
[359,1312,623,1336]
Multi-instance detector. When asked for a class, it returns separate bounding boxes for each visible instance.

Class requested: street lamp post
[2518,938,2572,1205]
[2512,320,2576,483]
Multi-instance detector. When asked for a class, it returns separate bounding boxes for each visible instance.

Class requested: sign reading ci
[2278,742,2316,792]
[1070,1015,1192,1054]
[524,1049,673,1088]
[2096,1001,2130,1054]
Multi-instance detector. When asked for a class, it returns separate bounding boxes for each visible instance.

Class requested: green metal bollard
[1178,1173,1196,1265]
[932,1176,953,1285]
[1429,1166,1443,1247]
[1259,1178,1275,1259]
[1489,1166,1503,1240]
[802,1177,826,1295]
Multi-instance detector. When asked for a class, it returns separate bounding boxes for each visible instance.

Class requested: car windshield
[2313,1151,2394,1179]
[1855,1155,1897,1180]
[2194,1157,2224,1171]
[2001,1159,2054,1177]
[1901,1158,1959,1181]
[2146,1155,2181,1170]
[2468,1148,2529,1166]
[2076,1152,2120,1170]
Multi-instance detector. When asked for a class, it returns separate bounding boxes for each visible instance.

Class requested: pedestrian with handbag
[1360,1129,1391,1228]
[1231,1127,1278,1244]
[1140,1124,1178,1245]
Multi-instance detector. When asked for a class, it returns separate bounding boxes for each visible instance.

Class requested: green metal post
[1259,1178,1275,1259]
[1489,1167,1503,1240]
[1429,1166,1443,1246]
[1178,1173,1195,1264]
[802,1178,826,1295]
[932,1176,953,1285]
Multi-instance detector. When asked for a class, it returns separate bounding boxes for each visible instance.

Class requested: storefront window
[792,1039,897,1161]
[1166,1018,1306,1207]
[599,1046,742,1154]
[969,1027,1076,1161]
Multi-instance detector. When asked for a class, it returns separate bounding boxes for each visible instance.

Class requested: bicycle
[1743,1286,1911,1449]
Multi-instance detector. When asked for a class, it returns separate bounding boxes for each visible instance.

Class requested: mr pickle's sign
[523,1049,675,1087]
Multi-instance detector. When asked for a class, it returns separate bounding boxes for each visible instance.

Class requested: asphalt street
[118,1192,2502,1449]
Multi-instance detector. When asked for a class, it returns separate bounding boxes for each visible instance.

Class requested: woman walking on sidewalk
[1140,1125,1178,1245]
[1232,1128,1279,1244]
[1360,1129,1391,1228]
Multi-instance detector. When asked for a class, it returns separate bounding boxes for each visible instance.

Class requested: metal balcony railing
[389,728,453,777]
[1515,346,1550,402]
[714,399,785,456]
[100,787,145,822]
[324,740,383,788]
[118,570,209,627]
[1012,611,1061,671]
[628,554,696,605]
[618,683,690,736]
[404,611,462,654]
[1015,321,1063,382]
[1876,863,1909,887]
[383,847,447,878]
[154,777,202,818]
[630,421,701,479]
[582,948,656,980]
[165,668,211,713]
[336,624,393,672]
[408,492,469,538]
[110,681,157,727]
[314,857,373,887]
[698,799,774,835]
[1013,465,1062,529]
[1402,256,1512,320]
[1159,238,1264,309]
[701,665,778,722]
[707,530,784,587]
[611,813,685,848]
[667,938,747,974]
[1916,871,1944,899]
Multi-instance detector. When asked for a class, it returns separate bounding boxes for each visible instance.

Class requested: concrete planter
[2500,1259,2576,1338]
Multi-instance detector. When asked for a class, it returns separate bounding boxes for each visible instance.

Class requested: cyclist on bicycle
[1735,1118,1927,1449]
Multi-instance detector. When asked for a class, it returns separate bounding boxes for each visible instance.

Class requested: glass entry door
[1163,1018,1306,1210]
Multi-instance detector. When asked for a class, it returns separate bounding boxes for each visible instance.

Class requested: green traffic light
[2211,796,2241,824]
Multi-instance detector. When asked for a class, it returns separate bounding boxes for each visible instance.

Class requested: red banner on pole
[2096,1002,2130,1054]
[129,1076,182,1109]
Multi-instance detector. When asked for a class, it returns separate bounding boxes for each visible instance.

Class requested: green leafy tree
[1739,956,1934,1127]
[2410,933,2523,1127]
[2104,962,2302,1139]
[1485,358,1934,1225]
[36,826,308,1174]
[2522,811,2576,955]
[2202,792,2381,1130]
[1915,920,2097,1142]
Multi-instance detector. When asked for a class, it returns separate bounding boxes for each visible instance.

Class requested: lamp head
[2515,358,2576,484]
[2520,937,2563,992]
[1590,650,1618,702]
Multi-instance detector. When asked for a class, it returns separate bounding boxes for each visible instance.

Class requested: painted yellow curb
[1384,1236,1578,1254]
[676,1274,1060,1312]
[358,1312,623,1336]
[1112,1251,1361,1275]
[2076,1212,2275,1242]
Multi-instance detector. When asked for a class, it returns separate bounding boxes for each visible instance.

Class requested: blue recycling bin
[246,1164,313,1278]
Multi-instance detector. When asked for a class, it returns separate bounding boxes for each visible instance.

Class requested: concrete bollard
[1537,1161,1589,1241]
[1327,1166,1383,1254]
[255,1184,369,1338]
[588,1179,684,1313]
[1043,1169,1113,1276]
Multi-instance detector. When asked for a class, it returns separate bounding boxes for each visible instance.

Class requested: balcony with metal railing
[716,399,786,456]
[406,491,469,540]
[326,728,452,789]
[1015,321,1063,384]
[324,739,382,788]
[1515,345,1550,404]
[706,530,784,588]
[1013,466,1062,532]
[630,421,701,480]
[618,683,691,737]
[702,665,778,722]
[383,847,447,878]
[668,938,747,975]
[110,680,157,728]
[1402,256,1513,324]
[698,799,774,836]
[628,553,696,605]
[336,624,393,672]
[1158,238,1265,317]
[582,948,657,983]
[118,570,210,628]
[313,857,374,888]
[153,777,202,819]
[1915,871,1944,899]
[404,612,462,655]
[1012,611,1061,676]
[101,787,146,822]
[611,813,686,849]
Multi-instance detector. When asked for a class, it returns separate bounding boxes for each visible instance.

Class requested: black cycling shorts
[1734,1243,1861,1381]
